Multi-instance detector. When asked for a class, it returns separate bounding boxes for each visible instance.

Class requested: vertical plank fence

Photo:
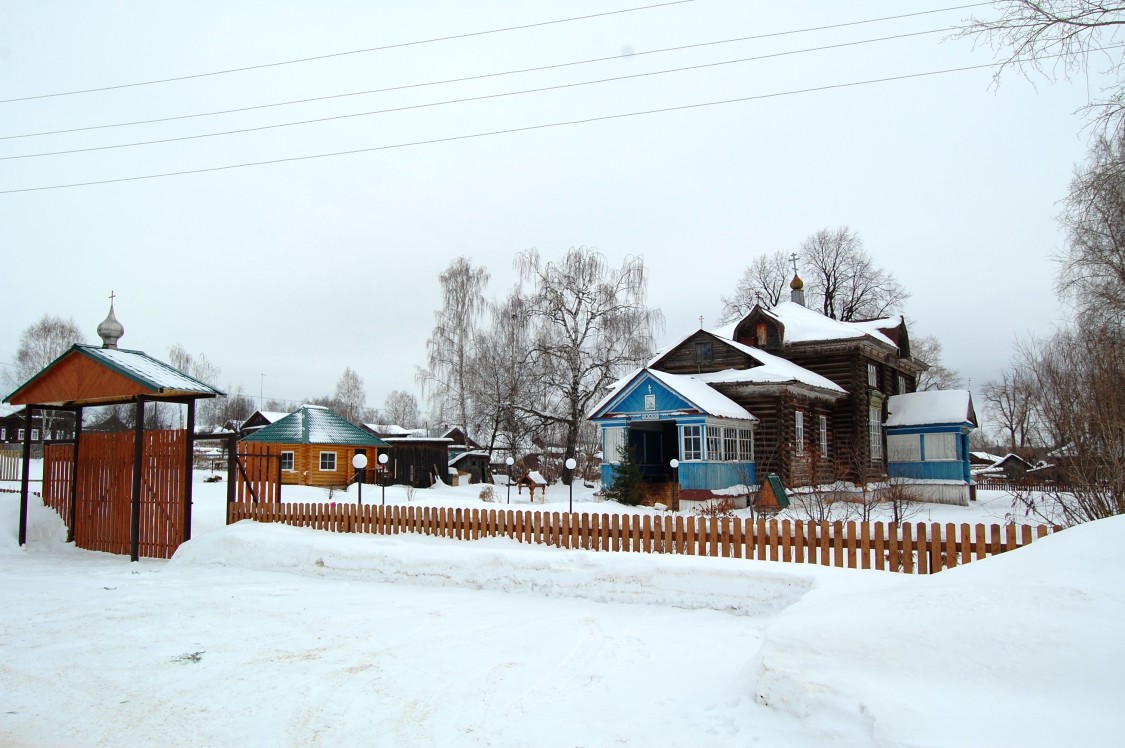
[226,502,1055,575]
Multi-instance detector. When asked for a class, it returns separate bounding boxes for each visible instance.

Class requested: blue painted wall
[600,372,696,417]
[601,461,754,490]
[886,423,973,484]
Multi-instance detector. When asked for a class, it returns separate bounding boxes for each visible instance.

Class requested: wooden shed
[240,405,390,489]
[383,437,452,488]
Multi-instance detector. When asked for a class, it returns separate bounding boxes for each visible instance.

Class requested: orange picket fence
[229,502,1054,575]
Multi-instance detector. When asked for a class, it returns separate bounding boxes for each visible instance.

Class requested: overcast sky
[0,1,1110,424]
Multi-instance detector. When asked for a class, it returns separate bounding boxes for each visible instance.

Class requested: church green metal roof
[242,404,389,446]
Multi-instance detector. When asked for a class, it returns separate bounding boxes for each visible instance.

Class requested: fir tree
[605,429,645,506]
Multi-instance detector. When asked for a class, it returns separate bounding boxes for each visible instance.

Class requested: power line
[0,61,997,194]
[0,28,950,161]
[0,0,697,104]
[1,3,989,140]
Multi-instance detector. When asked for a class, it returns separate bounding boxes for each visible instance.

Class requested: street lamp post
[565,457,577,513]
[505,456,514,504]
[352,453,368,505]
[378,452,389,505]
[669,458,680,513]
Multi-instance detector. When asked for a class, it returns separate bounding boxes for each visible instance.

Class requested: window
[723,428,738,462]
[706,426,722,460]
[682,425,702,461]
[0,428,5,440]
[319,452,337,471]
[794,412,804,456]
[31,429,39,441]
[17,429,24,441]
[818,415,828,458]
[869,407,883,461]
[695,341,713,363]
[738,428,754,462]
[898,375,907,394]
[887,433,921,462]
[604,428,625,463]
[867,363,878,388]
[924,432,958,461]
[280,451,295,471]
[756,322,768,346]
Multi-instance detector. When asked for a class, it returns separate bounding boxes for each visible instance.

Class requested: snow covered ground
[2,467,1122,746]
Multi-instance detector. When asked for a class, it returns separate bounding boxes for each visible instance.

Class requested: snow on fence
[228,502,1053,575]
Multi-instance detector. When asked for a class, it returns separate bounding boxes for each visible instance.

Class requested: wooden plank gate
[42,430,188,559]
[234,442,282,504]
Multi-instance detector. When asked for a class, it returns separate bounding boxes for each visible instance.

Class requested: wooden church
[589,274,931,506]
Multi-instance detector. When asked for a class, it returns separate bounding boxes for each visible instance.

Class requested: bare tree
[333,367,366,424]
[516,247,663,482]
[719,250,791,322]
[911,334,964,390]
[981,367,1040,453]
[957,1,1125,135]
[217,385,256,430]
[417,257,490,437]
[799,227,909,321]
[1058,132,1125,326]
[1014,326,1125,524]
[383,390,420,429]
[168,343,222,428]
[10,314,85,388]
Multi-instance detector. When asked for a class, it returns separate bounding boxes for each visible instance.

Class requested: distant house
[240,410,292,436]
[449,450,491,484]
[885,390,978,505]
[241,405,390,488]
[972,452,1033,479]
[0,405,76,448]
[381,437,453,488]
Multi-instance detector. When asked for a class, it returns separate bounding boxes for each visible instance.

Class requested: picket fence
[229,502,1053,575]
[0,449,20,481]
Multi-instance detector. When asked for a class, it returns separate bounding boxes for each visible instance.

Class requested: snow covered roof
[701,339,847,394]
[885,390,976,427]
[77,345,224,395]
[244,405,389,446]
[588,367,755,421]
[764,302,898,348]
[254,411,291,424]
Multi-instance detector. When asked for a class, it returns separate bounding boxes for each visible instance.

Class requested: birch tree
[10,314,85,388]
[417,257,490,438]
[333,367,366,424]
[719,250,791,322]
[911,335,964,391]
[383,390,420,429]
[516,247,663,483]
[799,227,909,321]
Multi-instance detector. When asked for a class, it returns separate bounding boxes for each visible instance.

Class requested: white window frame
[681,425,702,461]
[280,451,295,471]
[867,363,878,388]
[887,433,921,463]
[818,415,828,458]
[706,426,722,461]
[869,407,883,461]
[0,428,5,440]
[898,374,907,394]
[17,429,24,441]
[795,412,805,456]
[738,428,754,462]
[722,427,738,462]
[604,427,625,464]
[644,394,656,412]
[319,451,337,472]
[31,429,39,441]
[923,432,958,461]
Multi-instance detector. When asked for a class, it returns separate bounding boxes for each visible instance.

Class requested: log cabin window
[756,322,768,346]
[31,429,38,441]
[0,428,5,440]
[869,407,882,461]
[319,451,337,471]
[898,375,907,394]
[280,451,295,471]
[682,425,702,461]
[867,363,878,388]
[17,429,24,441]
[818,415,828,457]
[695,342,713,363]
[795,412,805,456]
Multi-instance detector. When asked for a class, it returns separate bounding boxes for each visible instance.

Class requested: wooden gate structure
[4,319,223,561]
[234,442,283,505]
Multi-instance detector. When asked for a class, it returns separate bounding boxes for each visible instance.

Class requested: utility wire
[0,28,952,161]
[0,61,1000,194]
[0,0,697,104]
[1,3,989,140]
